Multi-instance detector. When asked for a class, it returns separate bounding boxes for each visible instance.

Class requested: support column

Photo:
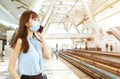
[81,0,101,41]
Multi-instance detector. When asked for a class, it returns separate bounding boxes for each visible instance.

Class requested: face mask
[30,21,40,32]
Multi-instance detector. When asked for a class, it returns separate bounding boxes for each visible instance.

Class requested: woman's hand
[35,32,52,59]
[35,32,44,43]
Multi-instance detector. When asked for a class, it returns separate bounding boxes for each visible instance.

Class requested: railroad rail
[59,49,120,79]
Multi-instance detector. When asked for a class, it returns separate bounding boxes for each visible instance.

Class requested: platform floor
[0,57,91,79]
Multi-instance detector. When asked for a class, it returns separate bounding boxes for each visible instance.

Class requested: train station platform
[0,57,91,79]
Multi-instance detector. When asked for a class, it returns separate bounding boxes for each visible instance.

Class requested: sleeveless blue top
[18,36,43,76]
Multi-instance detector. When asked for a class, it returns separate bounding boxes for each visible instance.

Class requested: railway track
[67,52,120,76]
[59,50,120,79]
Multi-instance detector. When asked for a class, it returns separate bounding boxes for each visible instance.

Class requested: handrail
[109,27,120,41]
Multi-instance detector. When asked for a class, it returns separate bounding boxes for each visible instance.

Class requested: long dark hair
[10,10,38,53]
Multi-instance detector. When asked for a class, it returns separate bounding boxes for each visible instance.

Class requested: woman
[8,10,51,79]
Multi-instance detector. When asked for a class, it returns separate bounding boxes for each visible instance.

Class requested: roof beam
[12,0,28,7]
[66,0,79,16]
[29,0,44,13]
[41,0,56,26]
[0,5,18,23]
[93,0,119,16]
[44,33,93,39]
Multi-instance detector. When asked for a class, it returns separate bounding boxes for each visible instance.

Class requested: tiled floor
[44,59,80,79]
[0,57,91,79]
[0,59,12,79]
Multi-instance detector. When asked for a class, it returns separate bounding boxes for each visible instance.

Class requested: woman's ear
[25,22,29,27]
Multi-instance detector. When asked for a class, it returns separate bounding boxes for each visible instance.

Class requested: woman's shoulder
[11,38,22,54]
[16,38,22,44]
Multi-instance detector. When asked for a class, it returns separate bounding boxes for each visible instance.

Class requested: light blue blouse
[18,36,43,76]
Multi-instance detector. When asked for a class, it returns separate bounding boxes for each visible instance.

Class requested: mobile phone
[38,25,44,33]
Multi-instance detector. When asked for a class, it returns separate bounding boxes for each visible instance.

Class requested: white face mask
[30,21,40,32]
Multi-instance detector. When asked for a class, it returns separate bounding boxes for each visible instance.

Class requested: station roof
[0,0,120,40]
